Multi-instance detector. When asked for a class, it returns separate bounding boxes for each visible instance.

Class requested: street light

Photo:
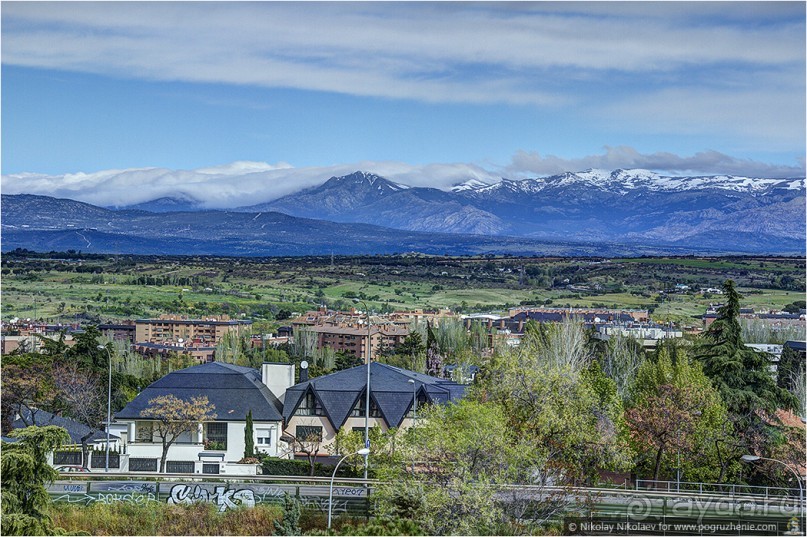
[328,447,371,530]
[97,344,113,472]
[741,454,805,523]
[407,378,417,473]
[353,299,372,481]
[407,379,417,426]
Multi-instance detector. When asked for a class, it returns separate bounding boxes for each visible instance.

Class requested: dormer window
[349,395,382,418]
[294,390,325,416]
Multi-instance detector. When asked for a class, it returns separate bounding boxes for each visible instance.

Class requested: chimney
[261,362,296,402]
[300,362,309,383]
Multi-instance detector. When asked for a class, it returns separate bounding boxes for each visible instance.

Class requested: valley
[3,251,803,329]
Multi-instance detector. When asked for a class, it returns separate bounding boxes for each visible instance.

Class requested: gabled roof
[115,362,283,422]
[283,362,467,429]
[12,409,115,445]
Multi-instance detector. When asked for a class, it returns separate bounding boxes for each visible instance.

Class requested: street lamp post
[97,344,113,472]
[353,299,372,481]
[328,448,371,529]
[407,378,417,425]
[407,378,417,473]
[741,454,805,523]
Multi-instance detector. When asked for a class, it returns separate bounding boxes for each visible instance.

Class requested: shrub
[49,501,283,535]
[273,493,301,536]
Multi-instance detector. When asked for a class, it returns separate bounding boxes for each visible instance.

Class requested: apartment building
[305,323,409,361]
[134,315,252,346]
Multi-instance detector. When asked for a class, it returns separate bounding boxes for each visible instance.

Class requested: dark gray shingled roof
[12,409,115,445]
[115,362,283,422]
[282,362,468,429]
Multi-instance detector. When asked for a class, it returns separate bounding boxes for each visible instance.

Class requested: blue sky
[2,1,805,204]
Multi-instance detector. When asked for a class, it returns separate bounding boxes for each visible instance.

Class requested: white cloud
[2,2,803,108]
[506,147,805,178]
[0,160,499,208]
[3,150,802,209]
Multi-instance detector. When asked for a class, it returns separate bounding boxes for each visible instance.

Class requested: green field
[1,253,804,327]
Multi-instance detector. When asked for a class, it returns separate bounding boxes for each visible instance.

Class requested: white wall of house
[114,418,280,473]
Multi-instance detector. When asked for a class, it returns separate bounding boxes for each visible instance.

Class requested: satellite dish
[300,360,309,369]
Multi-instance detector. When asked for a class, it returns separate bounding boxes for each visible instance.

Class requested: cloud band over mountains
[2,148,802,210]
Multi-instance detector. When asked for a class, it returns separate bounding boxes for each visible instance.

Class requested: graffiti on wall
[50,480,370,515]
[167,484,256,512]
[51,492,157,506]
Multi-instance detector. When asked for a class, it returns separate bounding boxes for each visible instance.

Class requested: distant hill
[1,193,757,257]
[118,195,204,213]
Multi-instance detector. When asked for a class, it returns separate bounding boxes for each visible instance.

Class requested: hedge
[260,457,361,477]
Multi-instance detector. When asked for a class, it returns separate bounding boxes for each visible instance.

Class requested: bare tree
[601,335,644,398]
[52,362,104,428]
[524,317,590,372]
[52,362,107,467]
[141,395,216,473]
[290,327,318,359]
[281,430,323,476]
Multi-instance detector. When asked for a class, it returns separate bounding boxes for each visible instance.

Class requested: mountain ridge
[226,169,805,249]
[4,193,760,257]
[2,166,804,256]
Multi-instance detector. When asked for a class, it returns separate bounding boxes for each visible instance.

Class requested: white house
[113,362,294,475]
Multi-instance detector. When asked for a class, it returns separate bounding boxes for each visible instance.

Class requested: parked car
[55,465,90,473]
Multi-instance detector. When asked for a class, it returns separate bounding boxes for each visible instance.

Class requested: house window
[294,391,325,416]
[296,425,322,442]
[256,429,272,447]
[205,422,227,449]
[135,421,153,443]
[349,397,382,418]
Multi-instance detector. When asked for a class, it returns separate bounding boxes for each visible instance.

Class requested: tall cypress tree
[244,410,255,458]
[697,280,797,427]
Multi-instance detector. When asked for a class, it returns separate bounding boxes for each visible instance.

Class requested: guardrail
[636,479,798,500]
[52,474,805,512]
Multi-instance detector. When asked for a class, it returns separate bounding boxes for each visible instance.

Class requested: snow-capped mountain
[233,169,804,252]
[452,168,803,196]
[2,168,803,255]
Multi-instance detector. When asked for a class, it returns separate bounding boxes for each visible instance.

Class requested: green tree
[330,426,400,475]
[425,321,443,377]
[521,316,590,372]
[696,280,797,424]
[1,359,60,434]
[479,336,632,483]
[244,410,255,459]
[628,345,732,483]
[1,425,70,535]
[697,280,799,484]
[374,400,510,535]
